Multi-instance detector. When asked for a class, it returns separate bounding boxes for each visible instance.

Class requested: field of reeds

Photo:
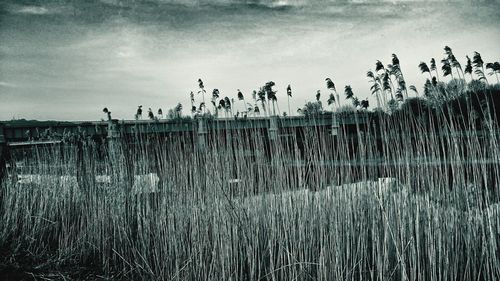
[1,83,500,280]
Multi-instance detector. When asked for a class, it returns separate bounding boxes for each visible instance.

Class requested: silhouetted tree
[424,79,433,98]
[264,81,277,115]
[212,89,220,114]
[392,53,400,66]
[450,54,464,80]
[167,103,182,119]
[390,54,407,99]
[327,93,335,111]
[257,88,267,116]
[465,56,473,80]
[360,99,369,110]
[252,90,258,116]
[472,52,487,82]
[218,99,226,117]
[286,84,292,116]
[198,102,205,112]
[190,91,195,116]
[197,79,206,113]
[352,97,360,108]
[430,58,439,81]
[175,103,182,114]
[299,101,323,116]
[367,70,382,108]
[382,72,394,100]
[409,85,419,96]
[387,99,398,114]
[103,107,112,120]
[135,105,143,120]
[375,60,385,73]
[375,60,394,106]
[441,58,453,79]
[237,89,246,115]
[254,105,260,115]
[326,78,339,107]
[486,62,500,83]
[419,62,432,80]
[444,46,464,79]
[224,96,232,116]
[148,108,154,120]
[444,46,453,57]
[396,79,406,101]
[344,85,354,100]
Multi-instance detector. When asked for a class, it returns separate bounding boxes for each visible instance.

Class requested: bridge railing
[1,114,368,143]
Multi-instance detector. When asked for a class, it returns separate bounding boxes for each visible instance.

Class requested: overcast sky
[1,0,499,121]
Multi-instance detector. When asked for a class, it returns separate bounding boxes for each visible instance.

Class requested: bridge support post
[106,119,134,193]
[107,119,123,168]
[268,117,280,169]
[107,119,121,145]
[269,116,279,141]
[107,119,123,164]
[0,123,8,185]
[331,113,339,136]
[196,118,207,150]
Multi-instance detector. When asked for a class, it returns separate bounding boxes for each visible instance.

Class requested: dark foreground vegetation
[1,48,499,280]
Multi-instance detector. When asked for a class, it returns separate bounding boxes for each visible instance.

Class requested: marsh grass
[1,87,499,280]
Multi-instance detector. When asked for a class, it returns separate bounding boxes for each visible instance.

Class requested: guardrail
[1,115,367,143]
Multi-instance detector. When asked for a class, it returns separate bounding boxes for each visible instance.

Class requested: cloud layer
[0,0,499,120]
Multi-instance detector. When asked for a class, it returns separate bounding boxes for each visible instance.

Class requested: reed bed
[0,88,499,280]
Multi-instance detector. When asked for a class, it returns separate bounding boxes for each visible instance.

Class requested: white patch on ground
[228,178,243,184]
[16,174,78,189]
[95,175,111,184]
[16,6,50,15]
[132,173,159,194]
[378,177,399,195]
[60,175,77,185]
[17,174,44,185]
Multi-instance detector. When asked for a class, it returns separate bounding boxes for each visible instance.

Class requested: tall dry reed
[0,87,499,280]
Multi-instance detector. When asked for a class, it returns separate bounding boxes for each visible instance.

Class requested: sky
[0,0,499,121]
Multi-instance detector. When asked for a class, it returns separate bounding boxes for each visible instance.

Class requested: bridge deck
[1,115,367,143]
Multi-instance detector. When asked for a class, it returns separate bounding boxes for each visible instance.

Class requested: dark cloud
[0,0,499,120]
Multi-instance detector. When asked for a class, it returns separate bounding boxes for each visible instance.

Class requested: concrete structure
[196,118,207,149]
[107,119,121,140]
[0,123,5,148]
[106,119,122,162]
[0,123,7,184]
[269,117,279,141]
[331,114,339,136]
[1,115,366,145]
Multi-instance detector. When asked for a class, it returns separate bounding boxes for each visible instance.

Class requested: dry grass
[0,87,499,280]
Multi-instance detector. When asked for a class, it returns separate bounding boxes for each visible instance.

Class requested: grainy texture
[1,84,499,280]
